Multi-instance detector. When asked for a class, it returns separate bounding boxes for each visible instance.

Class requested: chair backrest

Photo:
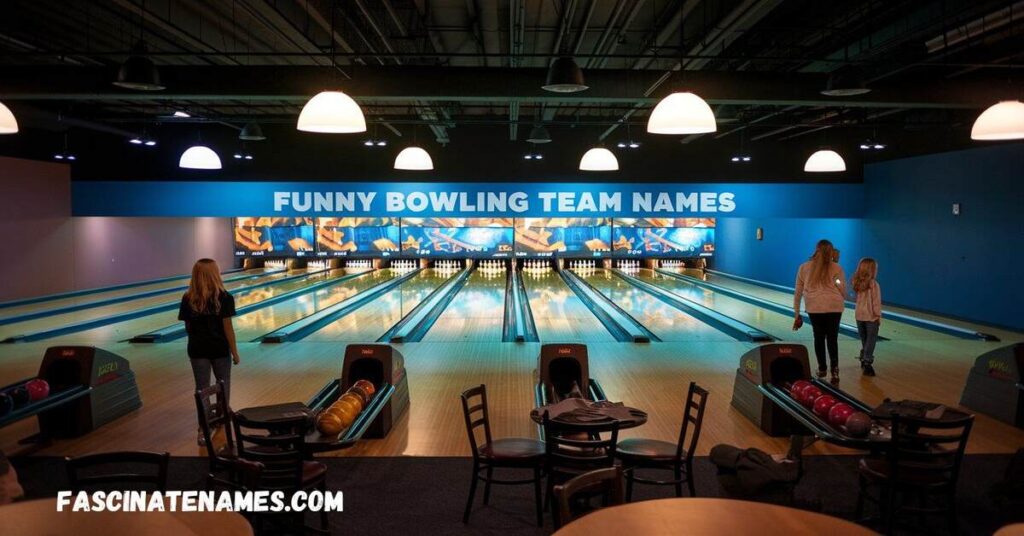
[543,412,620,475]
[460,385,492,461]
[66,451,170,492]
[888,412,974,489]
[232,412,308,492]
[195,380,235,462]
[553,467,624,530]
[676,382,710,462]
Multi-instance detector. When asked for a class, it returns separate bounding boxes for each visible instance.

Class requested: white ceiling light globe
[297,91,367,133]
[0,101,19,134]
[804,149,846,173]
[579,147,619,171]
[179,145,222,170]
[394,146,434,170]
[971,100,1024,141]
[647,91,717,134]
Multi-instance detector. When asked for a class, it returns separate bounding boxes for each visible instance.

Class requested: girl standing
[793,240,847,384]
[179,259,241,444]
[851,258,882,376]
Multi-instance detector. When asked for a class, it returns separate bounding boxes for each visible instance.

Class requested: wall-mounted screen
[613,227,715,257]
[235,217,315,257]
[400,227,514,257]
[401,217,515,228]
[613,218,716,228]
[514,218,611,257]
[315,217,399,257]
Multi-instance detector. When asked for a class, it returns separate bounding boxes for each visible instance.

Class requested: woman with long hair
[178,259,240,444]
[851,258,882,376]
[793,240,847,384]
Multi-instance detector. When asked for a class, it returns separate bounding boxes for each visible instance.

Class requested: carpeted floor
[10,454,1021,535]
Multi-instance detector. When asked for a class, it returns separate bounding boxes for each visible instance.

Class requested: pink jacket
[855,280,882,322]
[794,260,846,314]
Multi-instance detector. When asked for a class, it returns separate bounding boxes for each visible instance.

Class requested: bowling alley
[2,1,1024,535]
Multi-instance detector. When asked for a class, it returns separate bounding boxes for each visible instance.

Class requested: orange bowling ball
[316,413,343,436]
[334,397,360,417]
[346,385,370,406]
[340,392,364,412]
[352,379,375,397]
[335,405,357,428]
[323,406,347,421]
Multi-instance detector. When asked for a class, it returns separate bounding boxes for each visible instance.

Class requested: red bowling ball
[789,380,811,400]
[26,379,50,401]
[828,403,855,427]
[800,385,823,408]
[812,395,838,418]
[845,412,873,437]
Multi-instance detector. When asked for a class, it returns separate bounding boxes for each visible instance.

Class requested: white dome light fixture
[579,147,619,171]
[297,91,367,133]
[804,149,846,173]
[970,100,1024,141]
[394,146,433,170]
[0,101,18,134]
[179,145,222,170]
[647,91,717,134]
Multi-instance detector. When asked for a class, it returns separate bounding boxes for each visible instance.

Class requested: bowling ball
[340,392,364,413]
[347,385,371,406]
[800,386,823,408]
[828,403,855,427]
[334,405,357,428]
[26,379,49,401]
[352,379,376,397]
[316,413,343,436]
[789,380,811,399]
[8,386,30,407]
[0,393,12,416]
[334,397,361,417]
[845,412,872,438]
[812,395,838,418]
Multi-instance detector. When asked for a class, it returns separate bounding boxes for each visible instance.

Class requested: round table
[0,498,253,536]
[553,498,876,536]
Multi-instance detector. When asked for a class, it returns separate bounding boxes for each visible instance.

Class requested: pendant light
[239,121,266,141]
[579,147,618,171]
[0,101,17,134]
[821,66,870,97]
[543,56,588,93]
[646,6,715,134]
[526,124,552,143]
[296,2,366,134]
[179,145,222,170]
[394,147,433,170]
[970,100,1024,140]
[804,149,846,173]
[113,41,165,91]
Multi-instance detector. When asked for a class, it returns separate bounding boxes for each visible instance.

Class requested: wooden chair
[195,380,238,488]
[460,384,545,526]
[616,382,709,500]
[856,412,974,533]
[542,412,620,528]
[66,451,170,492]
[232,412,329,534]
[552,467,625,530]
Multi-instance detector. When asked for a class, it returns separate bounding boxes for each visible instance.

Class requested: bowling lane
[420,270,507,342]
[40,268,360,344]
[0,268,277,320]
[521,270,616,343]
[231,269,402,341]
[305,268,455,342]
[574,269,731,342]
[633,269,814,340]
[0,268,316,340]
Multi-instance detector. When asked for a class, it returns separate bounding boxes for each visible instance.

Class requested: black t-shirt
[178,292,236,359]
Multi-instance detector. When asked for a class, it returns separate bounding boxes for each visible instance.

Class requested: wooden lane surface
[419,270,507,343]
[521,270,616,343]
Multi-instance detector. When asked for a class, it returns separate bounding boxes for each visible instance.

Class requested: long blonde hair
[851,257,878,293]
[808,239,836,288]
[185,259,226,314]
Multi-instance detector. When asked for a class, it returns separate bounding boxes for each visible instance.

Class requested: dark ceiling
[0,0,1022,182]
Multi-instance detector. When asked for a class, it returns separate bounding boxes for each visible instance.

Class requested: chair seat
[302,461,327,483]
[479,438,545,462]
[858,458,951,487]
[616,438,682,463]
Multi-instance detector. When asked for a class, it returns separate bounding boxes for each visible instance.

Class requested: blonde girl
[851,258,882,376]
[793,240,847,384]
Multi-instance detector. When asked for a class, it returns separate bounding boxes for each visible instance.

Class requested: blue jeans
[189,357,232,407]
[857,321,880,365]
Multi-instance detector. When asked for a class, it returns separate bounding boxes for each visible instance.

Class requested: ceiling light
[297,91,366,133]
[523,151,543,161]
[804,149,846,172]
[239,122,266,141]
[376,140,387,147]
[859,143,870,150]
[628,142,640,149]
[526,124,552,143]
[179,145,222,170]
[67,155,76,161]
[731,156,739,162]
[821,67,870,97]
[244,155,253,160]
[647,92,717,134]
[859,139,886,151]
[524,154,533,160]
[543,57,588,93]
[873,143,884,150]
[394,146,433,170]
[129,138,143,145]
[173,111,191,118]
[730,154,752,163]
[363,140,375,147]
[144,140,157,146]
[0,101,18,134]
[579,147,618,171]
[233,154,242,159]
[971,100,1024,140]
[617,142,626,148]
[54,154,64,160]
[742,156,751,161]
[112,41,165,91]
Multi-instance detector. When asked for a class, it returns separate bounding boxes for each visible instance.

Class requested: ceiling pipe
[925,1,1024,54]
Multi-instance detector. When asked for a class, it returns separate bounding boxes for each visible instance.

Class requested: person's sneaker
[817,368,827,379]
[863,365,876,377]
[830,369,840,385]
[859,358,865,369]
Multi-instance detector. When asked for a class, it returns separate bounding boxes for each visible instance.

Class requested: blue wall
[862,143,1024,330]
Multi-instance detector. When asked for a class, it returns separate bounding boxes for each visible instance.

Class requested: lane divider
[380,268,472,343]
[614,269,774,342]
[559,268,657,343]
[513,269,539,342]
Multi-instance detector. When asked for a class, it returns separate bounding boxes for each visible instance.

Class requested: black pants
[807,312,842,371]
